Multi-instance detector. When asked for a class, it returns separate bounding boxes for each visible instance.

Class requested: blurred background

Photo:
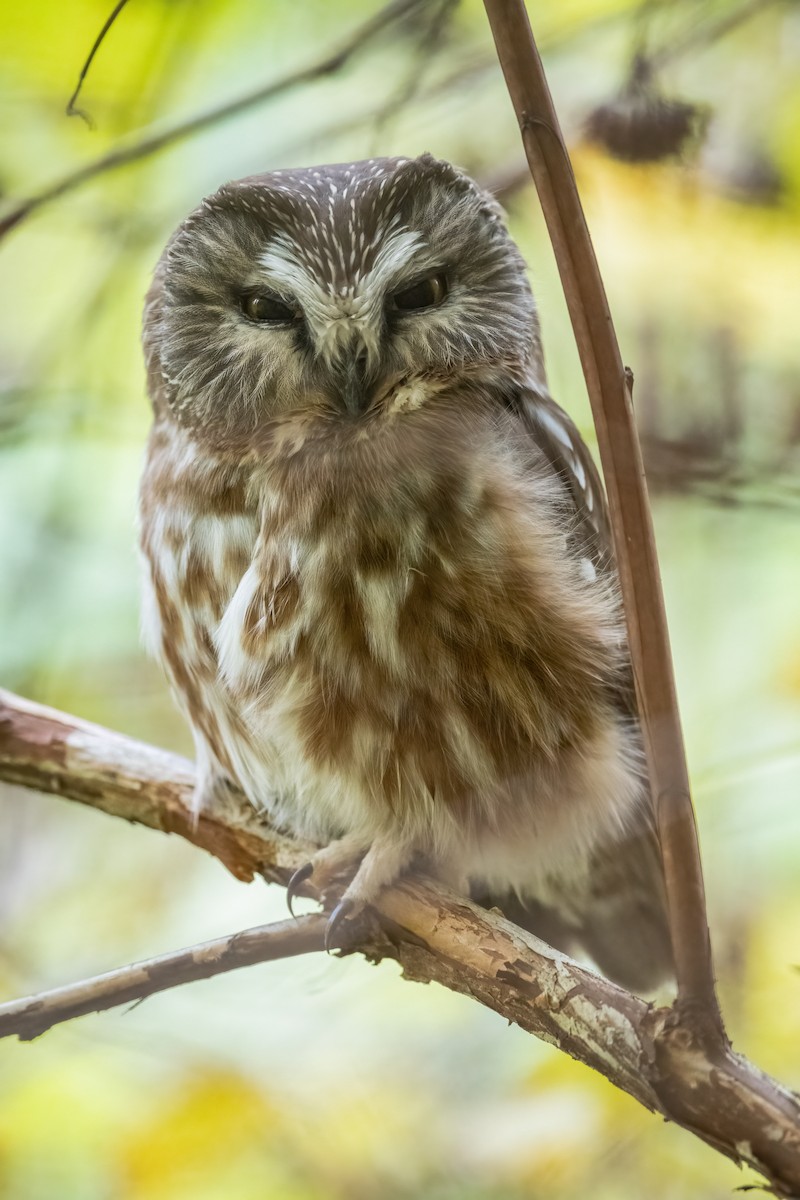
[1,0,800,1196]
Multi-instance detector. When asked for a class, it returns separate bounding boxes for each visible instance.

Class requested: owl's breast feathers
[139,396,642,887]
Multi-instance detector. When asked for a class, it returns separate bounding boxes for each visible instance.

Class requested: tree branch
[2,689,800,1195]
[0,914,326,1041]
[0,689,312,885]
[0,0,424,240]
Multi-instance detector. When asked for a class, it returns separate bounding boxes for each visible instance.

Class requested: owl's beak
[337,348,371,416]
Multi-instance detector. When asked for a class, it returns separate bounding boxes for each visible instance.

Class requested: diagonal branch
[0,0,424,240]
[649,0,783,72]
[1,689,800,1195]
[483,0,721,1038]
[0,915,326,1041]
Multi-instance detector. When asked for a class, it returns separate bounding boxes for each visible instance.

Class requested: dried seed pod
[585,56,707,164]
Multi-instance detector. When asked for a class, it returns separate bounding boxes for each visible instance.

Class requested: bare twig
[482,0,722,1041]
[2,691,800,1194]
[0,915,326,1042]
[368,0,459,147]
[649,0,784,71]
[2,0,779,243]
[0,0,423,240]
[66,0,133,127]
[0,3,673,245]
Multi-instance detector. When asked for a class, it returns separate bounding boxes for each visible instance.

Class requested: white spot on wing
[537,406,575,450]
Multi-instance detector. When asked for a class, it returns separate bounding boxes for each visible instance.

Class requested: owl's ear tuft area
[408,152,509,228]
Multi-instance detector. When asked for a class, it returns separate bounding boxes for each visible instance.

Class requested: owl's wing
[510,384,636,724]
[485,384,674,993]
[472,835,672,993]
[510,384,613,573]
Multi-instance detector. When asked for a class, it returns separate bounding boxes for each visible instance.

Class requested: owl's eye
[241,292,298,323]
[390,273,448,313]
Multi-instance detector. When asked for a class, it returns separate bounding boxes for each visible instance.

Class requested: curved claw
[324,897,355,953]
[286,861,314,918]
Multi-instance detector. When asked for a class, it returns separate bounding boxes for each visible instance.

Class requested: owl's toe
[286,861,314,917]
[324,897,362,952]
[283,834,369,918]
[285,832,418,940]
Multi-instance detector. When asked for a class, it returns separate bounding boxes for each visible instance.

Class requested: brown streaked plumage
[139,153,672,991]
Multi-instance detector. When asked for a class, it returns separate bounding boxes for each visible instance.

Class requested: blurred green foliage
[1,1,800,1197]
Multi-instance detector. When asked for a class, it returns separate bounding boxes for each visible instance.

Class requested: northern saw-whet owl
[139,153,673,991]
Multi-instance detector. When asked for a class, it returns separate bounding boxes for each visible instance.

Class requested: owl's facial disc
[336,271,447,413]
[321,272,449,416]
[252,226,453,415]
[155,154,539,438]
[334,271,448,414]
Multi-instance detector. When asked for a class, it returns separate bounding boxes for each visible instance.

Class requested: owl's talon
[286,861,314,917]
[324,898,356,952]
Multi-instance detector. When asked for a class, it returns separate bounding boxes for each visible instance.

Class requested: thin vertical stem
[483,0,723,1039]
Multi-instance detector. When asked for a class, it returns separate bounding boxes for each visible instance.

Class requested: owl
[139,153,672,991]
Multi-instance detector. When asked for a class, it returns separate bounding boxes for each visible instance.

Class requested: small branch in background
[368,0,459,149]
[0,915,326,1042]
[66,0,132,127]
[1,0,786,242]
[0,0,425,241]
[482,1,722,1039]
[648,0,784,72]
[0,10,615,244]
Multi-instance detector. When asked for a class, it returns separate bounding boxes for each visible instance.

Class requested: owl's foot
[323,833,418,950]
[286,833,417,949]
[286,834,368,917]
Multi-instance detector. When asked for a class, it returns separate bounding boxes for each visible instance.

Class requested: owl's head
[145,153,541,440]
